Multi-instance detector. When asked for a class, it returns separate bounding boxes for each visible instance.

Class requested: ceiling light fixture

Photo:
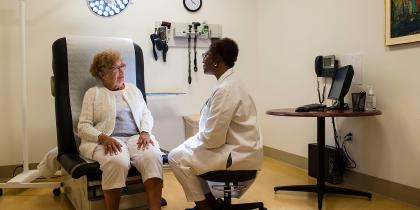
[87,0,130,17]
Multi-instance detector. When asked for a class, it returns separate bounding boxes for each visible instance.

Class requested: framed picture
[385,0,420,45]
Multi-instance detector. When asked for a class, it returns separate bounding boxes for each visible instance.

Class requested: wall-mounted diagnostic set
[151,21,222,84]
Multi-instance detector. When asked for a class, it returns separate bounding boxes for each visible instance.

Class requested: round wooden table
[266,108,382,210]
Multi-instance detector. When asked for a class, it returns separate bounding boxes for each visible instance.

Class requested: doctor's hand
[99,134,122,155]
[137,132,154,150]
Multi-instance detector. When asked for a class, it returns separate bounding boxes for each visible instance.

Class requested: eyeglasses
[202,52,209,59]
[109,63,126,72]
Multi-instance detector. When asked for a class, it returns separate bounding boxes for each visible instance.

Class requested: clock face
[87,0,130,17]
[183,0,202,12]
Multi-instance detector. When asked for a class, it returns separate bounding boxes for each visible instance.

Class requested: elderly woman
[78,49,163,210]
[168,38,263,210]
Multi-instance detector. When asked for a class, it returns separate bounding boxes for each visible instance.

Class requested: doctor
[169,38,263,210]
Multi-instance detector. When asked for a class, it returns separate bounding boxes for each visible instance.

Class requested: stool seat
[199,170,266,210]
[200,170,257,183]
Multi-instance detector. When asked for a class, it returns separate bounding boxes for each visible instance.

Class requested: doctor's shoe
[185,205,222,210]
[215,198,223,206]
[185,198,223,210]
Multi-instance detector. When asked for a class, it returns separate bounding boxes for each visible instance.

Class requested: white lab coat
[169,68,263,201]
[185,68,263,174]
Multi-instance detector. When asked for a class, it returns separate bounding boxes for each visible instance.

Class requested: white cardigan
[77,83,153,159]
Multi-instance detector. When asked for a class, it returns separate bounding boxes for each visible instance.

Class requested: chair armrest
[58,153,100,179]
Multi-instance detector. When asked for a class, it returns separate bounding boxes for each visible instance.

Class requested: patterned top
[111,91,139,137]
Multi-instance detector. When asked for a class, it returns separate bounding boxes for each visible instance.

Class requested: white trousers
[92,135,163,190]
[168,144,211,202]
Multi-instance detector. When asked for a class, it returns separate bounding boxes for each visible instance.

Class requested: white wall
[257,0,420,189]
[0,0,258,165]
[2,0,419,192]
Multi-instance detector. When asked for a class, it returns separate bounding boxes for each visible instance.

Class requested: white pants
[169,143,255,202]
[92,135,163,190]
[168,144,211,202]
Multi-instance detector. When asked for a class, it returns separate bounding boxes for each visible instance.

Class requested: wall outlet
[340,53,363,85]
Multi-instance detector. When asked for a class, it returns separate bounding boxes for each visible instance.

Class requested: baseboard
[263,146,308,170]
[0,163,38,179]
[263,146,420,208]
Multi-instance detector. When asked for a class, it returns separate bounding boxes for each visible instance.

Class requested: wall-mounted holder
[151,21,172,62]
[152,21,223,85]
[155,21,222,48]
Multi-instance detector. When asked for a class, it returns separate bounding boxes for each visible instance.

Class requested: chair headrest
[66,36,137,144]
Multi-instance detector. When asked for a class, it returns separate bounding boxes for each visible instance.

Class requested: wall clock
[183,0,202,12]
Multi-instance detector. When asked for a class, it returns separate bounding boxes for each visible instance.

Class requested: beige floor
[0,157,418,210]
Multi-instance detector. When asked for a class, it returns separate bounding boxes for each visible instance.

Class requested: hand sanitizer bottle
[366,85,376,110]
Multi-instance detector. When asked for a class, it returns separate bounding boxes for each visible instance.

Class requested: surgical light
[87,0,130,17]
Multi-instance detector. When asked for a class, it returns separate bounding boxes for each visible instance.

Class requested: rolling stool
[200,170,267,210]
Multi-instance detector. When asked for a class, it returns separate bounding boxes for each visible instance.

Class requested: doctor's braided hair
[209,38,238,68]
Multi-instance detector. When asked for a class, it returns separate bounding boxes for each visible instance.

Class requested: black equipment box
[308,143,343,184]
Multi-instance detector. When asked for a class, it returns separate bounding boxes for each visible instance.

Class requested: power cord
[331,118,357,169]
[342,134,357,168]
[317,78,326,104]
[331,117,341,150]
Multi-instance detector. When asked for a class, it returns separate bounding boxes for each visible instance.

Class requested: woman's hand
[137,132,154,150]
[99,134,122,155]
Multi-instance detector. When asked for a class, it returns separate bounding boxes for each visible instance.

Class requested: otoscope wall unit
[154,21,222,48]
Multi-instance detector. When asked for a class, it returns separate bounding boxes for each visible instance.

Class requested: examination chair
[199,155,266,210]
[51,36,167,210]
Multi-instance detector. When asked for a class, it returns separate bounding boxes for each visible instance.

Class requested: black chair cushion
[199,170,257,183]
[60,150,169,180]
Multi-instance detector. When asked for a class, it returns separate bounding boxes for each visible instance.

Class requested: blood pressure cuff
[150,27,169,62]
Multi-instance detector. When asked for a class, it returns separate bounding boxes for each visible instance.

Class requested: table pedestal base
[274,185,372,209]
